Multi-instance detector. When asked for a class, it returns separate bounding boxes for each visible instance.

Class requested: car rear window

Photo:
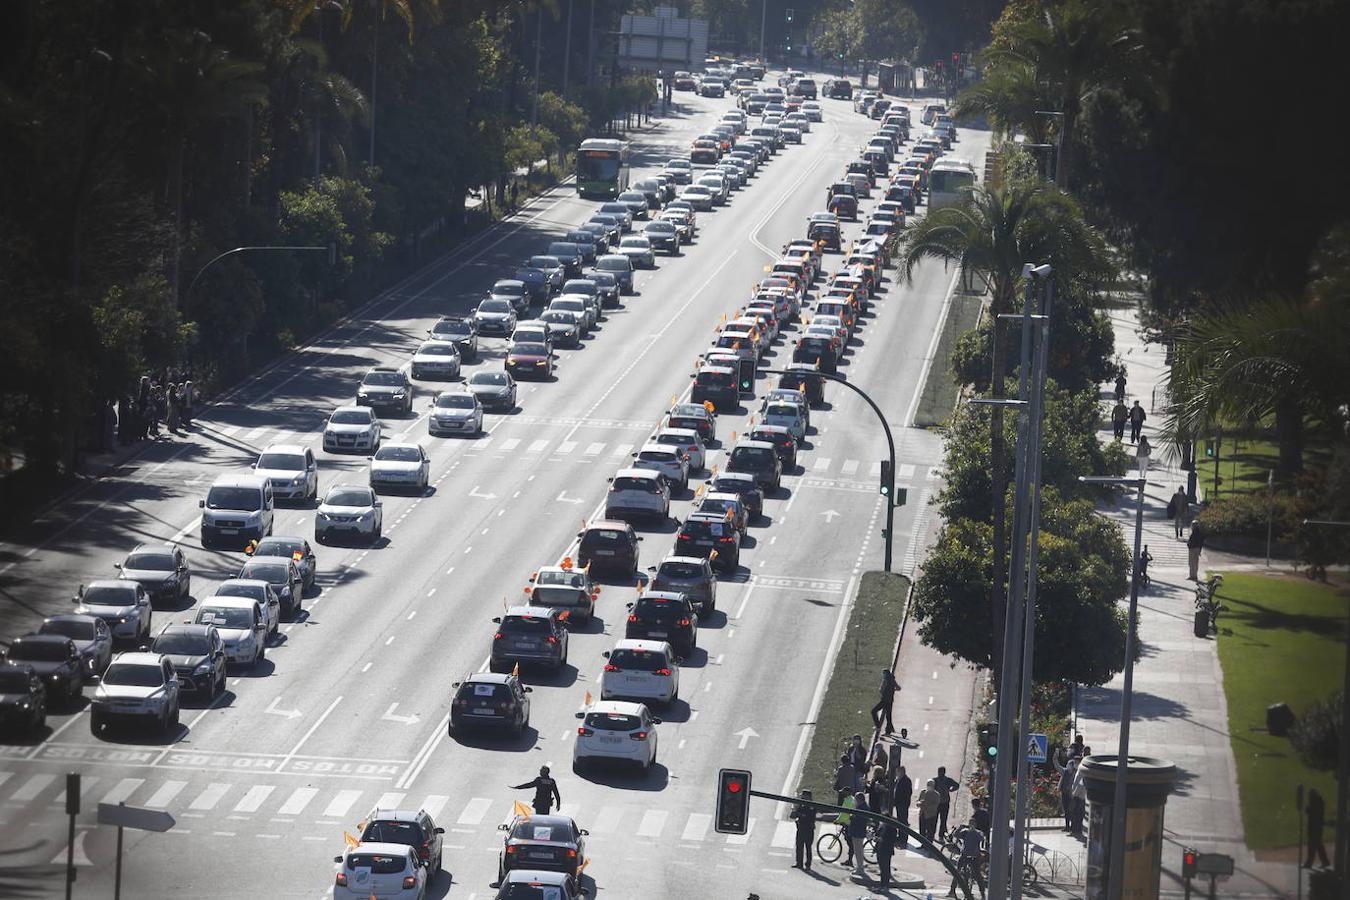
[154,632,211,655]
[695,370,735,388]
[681,519,729,539]
[731,447,776,468]
[41,620,96,641]
[583,529,626,544]
[501,616,552,635]
[360,820,423,845]
[458,681,509,702]
[9,641,69,662]
[612,476,661,493]
[511,820,575,841]
[658,561,705,580]
[765,404,800,418]
[124,552,177,570]
[610,648,668,670]
[638,450,677,463]
[584,712,641,731]
[633,596,688,618]
[345,853,407,874]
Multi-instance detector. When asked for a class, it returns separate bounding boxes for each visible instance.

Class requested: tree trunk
[988,293,1011,677]
[1275,396,1304,475]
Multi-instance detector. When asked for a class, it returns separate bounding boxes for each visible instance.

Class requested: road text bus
[927,159,977,210]
[576,139,631,199]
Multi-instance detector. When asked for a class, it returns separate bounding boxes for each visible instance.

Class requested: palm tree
[900,179,1109,674]
[952,60,1054,145]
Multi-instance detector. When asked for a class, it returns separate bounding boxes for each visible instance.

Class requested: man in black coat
[891,765,913,847]
[790,789,817,870]
[510,765,562,815]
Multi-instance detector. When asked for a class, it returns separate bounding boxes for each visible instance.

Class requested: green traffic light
[987,746,998,757]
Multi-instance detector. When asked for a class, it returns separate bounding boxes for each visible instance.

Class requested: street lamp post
[759,0,768,63]
[1079,470,1149,900]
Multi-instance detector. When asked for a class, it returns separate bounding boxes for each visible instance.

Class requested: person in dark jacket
[1187,523,1206,581]
[875,819,897,889]
[848,792,870,879]
[1304,787,1330,868]
[510,765,561,815]
[933,766,959,839]
[871,668,899,734]
[790,789,817,870]
[833,752,857,805]
[891,765,913,847]
[1128,400,1146,442]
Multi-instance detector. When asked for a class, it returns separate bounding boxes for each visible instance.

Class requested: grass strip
[799,571,911,801]
[913,293,983,428]
[1215,571,1346,849]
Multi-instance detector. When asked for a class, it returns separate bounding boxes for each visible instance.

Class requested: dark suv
[356,367,413,416]
[0,663,47,733]
[674,513,741,573]
[490,607,569,673]
[359,807,446,873]
[625,591,697,656]
[449,672,531,737]
[4,635,83,703]
[576,520,642,578]
[726,440,783,493]
[825,79,853,99]
[648,556,717,617]
[151,624,227,701]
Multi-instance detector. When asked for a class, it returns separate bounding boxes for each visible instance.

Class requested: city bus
[927,159,977,210]
[576,138,631,199]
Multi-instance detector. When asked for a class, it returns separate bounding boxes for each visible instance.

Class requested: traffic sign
[98,803,175,833]
[1195,852,1234,877]
[1025,733,1048,763]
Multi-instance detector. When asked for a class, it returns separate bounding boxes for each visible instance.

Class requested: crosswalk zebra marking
[146,781,187,809]
[637,809,667,838]
[232,785,274,814]
[681,812,711,842]
[9,774,55,803]
[100,778,144,806]
[276,787,318,817]
[457,797,492,826]
[322,790,364,819]
[188,783,231,811]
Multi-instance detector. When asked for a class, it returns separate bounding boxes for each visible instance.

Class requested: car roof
[197,596,259,610]
[698,365,735,375]
[639,590,688,603]
[242,555,295,567]
[751,424,791,434]
[363,808,423,823]
[344,841,413,858]
[660,554,710,566]
[464,672,512,685]
[637,443,678,455]
[587,699,648,715]
[259,443,306,456]
[613,468,662,481]
[733,440,776,450]
[43,613,101,627]
[156,623,215,640]
[504,605,557,618]
[613,638,672,654]
[505,869,571,886]
[110,651,164,667]
[0,662,36,678]
[84,579,136,591]
[216,578,270,590]
[11,633,72,648]
[586,519,633,532]
[657,427,698,438]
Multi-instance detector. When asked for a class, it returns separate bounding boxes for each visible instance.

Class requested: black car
[546,243,586,279]
[807,220,842,251]
[0,663,46,734]
[249,536,318,593]
[151,624,227,701]
[540,311,582,348]
[576,520,641,578]
[356,367,414,416]
[449,672,532,737]
[708,471,765,520]
[793,336,838,374]
[825,79,853,99]
[726,440,783,493]
[748,424,799,468]
[360,807,447,872]
[625,591,697,656]
[778,365,825,406]
[647,556,717,617]
[492,279,533,315]
[497,814,588,885]
[490,607,569,673]
[512,269,550,306]
[237,556,303,619]
[674,513,741,573]
[5,634,82,703]
[429,316,480,361]
[690,365,739,413]
[117,542,192,607]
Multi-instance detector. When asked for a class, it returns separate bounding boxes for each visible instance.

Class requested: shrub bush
[1290,691,1341,771]
[1195,491,1301,540]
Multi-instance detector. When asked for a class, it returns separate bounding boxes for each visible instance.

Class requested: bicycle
[815,820,878,865]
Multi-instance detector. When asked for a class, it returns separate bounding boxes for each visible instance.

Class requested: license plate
[471,708,495,716]
[527,849,553,859]
[595,550,615,556]
[220,528,238,535]
[648,630,667,638]
[600,735,623,744]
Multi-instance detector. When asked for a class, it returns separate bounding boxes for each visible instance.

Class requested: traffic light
[715,768,752,834]
[880,459,893,499]
[978,722,998,768]
[952,52,961,64]
[785,7,794,22]
[1204,441,1214,458]
[935,59,943,70]
[1181,848,1198,879]
[740,372,753,392]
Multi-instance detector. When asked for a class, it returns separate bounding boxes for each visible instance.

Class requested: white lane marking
[232,785,275,813]
[322,790,363,819]
[841,459,859,475]
[636,809,668,838]
[9,774,56,803]
[500,438,521,451]
[145,781,187,808]
[557,441,578,455]
[813,457,831,471]
[771,820,796,849]
[682,813,712,842]
[726,818,756,845]
[100,778,144,806]
[188,783,232,811]
[457,797,492,825]
[899,463,916,480]
[278,695,343,771]
[276,787,319,816]
[528,439,550,454]
[610,443,632,457]
[593,805,624,833]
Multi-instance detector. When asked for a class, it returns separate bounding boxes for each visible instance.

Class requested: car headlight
[391,390,405,398]
[194,662,213,675]
[19,701,30,710]
[358,510,374,520]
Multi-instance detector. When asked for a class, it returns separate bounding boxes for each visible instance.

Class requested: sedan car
[573,701,660,773]
[679,185,714,211]
[642,219,680,254]
[597,203,634,232]
[0,663,46,734]
[73,579,152,643]
[490,606,569,673]
[576,520,641,578]
[39,614,113,681]
[467,371,518,411]
[660,208,696,242]
[237,555,303,619]
[593,254,634,294]
[332,843,425,900]
[369,442,431,493]
[615,190,652,220]
[428,315,479,361]
[150,623,226,701]
[525,256,566,292]
[527,566,599,625]
[506,341,554,380]
[410,340,462,381]
[315,484,383,544]
[497,814,588,886]
[250,536,317,593]
[356,367,413,416]
[116,543,191,607]
[474,297,519,336]
[647,555,717,617]
[252,444,318,504]
[696,174,729,204]
[449,671,531,738]
[539,311,581,348]
[428,390,483,436]
[323,405,381,454]
[4,634,83,703]
[547,296,594,334]
[617,236,656,269]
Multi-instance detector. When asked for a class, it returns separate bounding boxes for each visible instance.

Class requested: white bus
[927,159,977,210]
[576,138,631,199]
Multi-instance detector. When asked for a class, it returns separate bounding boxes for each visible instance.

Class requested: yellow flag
[343,831,361,848]
[511,662,520,678]
[513,800,532,818]
[584,690,593,707]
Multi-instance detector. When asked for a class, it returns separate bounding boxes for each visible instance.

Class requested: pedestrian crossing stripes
[681,812,711,842]
[9,773,54,803]
[637,809,667,837]
[101,778,143,805]
[190,783,231,811]
[276,786,317,816]
[457,797,491,825]
[232,784,273,813]
[146,780,186,808]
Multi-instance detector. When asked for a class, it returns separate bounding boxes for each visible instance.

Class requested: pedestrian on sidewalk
[866,756,889,814]
[917,779,940,842]
[971,796,990,841]
[1057,755,1079,830]
[875,819,897,890]
[1304,787,1330,868]
[182,381,195,427]
[790,789,816,870]
[166,384,181,435]
[1069,757,1088,837]
[933,766,959,839]
[1128,400,1146,443]
[1114,372,1127,403]
[849,792,870,880]
[847,734,867,784]
[891,765,913,845]
[1187,522,1206,581]
[1111,400,1128,440]
[834,753,858,805]
[1169,486,1190,538]
[871,668,899,734]
[1069,733,1085,759]
[1136,434,1152,475]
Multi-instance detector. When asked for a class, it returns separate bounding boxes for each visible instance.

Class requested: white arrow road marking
[734,726,759,750]
[820,509,841,523]
[556,491,583,504]
[265,697,303,719]
[469,485,497,499]
[382,703,419,725]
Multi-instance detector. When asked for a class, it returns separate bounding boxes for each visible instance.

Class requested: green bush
[1290,691,1342,771]
[1195,491,1301,540]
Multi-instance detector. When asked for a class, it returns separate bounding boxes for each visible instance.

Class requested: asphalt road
[0,78,990,899]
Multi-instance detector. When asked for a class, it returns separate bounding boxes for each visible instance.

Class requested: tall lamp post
[1079,470,1149,900]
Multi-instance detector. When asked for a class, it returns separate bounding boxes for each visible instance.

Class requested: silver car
[761,399,808,441]
[597,203,634,232]
[618,236,656,269]
[594,254,634,294]
[323,406,381,454]
[410,340,462,381]
[653,427,707,472]
[253,443,318,503]
[428,390,483,436]
[696,174,729,204]
[315,484,383,544]
[74,579,152,643]
[473,298,518,336]
[604,468,671,522]
[631,443,690,494]
[369,442,430,493]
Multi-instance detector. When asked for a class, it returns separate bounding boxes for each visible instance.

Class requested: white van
[199,474,274,548]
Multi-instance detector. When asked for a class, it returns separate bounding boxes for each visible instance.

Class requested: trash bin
[1193,609,1208,638]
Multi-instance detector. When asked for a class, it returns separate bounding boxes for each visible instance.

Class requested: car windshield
[512,343,548,356]
[257,453,305,470]
[326,489,374,507]
[375,446,421,462]
[471,372,509,386]
[638,450,676,463]
[434,320,471,336]
[699,498,736,518]
[9,641,69,661]
[81,586,137,606]
[528,257,559,269]
[360,820,422,846]
[582,529,626,544]
[155,632,210,655]
[419,344,457,356]
[102,663,163,686]
[681,518,728,539]
[511,819,575,842]
[766,404,800,418]
[542,312,573,325]
[696,370,735,387]
[363,371,403,386]
[239,563,288,583]
[501,615,553,635]
[563,281,596,295]
[435,394,475,409]
[633,596,688,618]
[196,606,255,630]
[480,299,512,314]
[124,552,176,570]
[331,409,373,425]
[646,222,674,233]
[620,238,648,249]
[584,712,640,731]
[0,671,32,691]
[205,484,262,511]
[537,570,586,588]
[591,273,617,287]
[732,447,776,467]
[553,300,585,312]
[41,620,95,641]
[344,854,407,874]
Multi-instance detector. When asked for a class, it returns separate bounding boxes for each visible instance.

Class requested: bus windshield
[577,153,620,182]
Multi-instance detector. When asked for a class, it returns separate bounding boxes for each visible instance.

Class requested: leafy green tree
[952,59,1052,143]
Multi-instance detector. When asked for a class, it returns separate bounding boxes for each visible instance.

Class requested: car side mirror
[523,686,532,693]
[636,536,644,541]
[652,718,663,725]
[374,501,383,508]
[198,500,205,508]
[574,711,585,719]
[601,650,610,658]
[334,856,343,864]
[492,616,502,624]
[625,602,634,609]
[580,829,590,836]
[114,563,122,569]
[435,827,445,834]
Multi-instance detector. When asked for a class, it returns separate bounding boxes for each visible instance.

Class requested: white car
[427,390,482,436]
[316,484,383,544]
[547,296,593,334]
[802,100,823,121]
[761,399,808,442]
[473,298,518,336]
[74,580,152,642]
[410,340,462,381]
[332,843,425,900]
[193,598,267,666]
[369,442,430,493]
[786,112,811,133]
[252,443,318,503]
[654,427,707,472]
[601,640,679,705]
[618,236,656,269]
[679,185,714,211]
[323,406,381,454]
[696,174,728,204]
[90,652,181,735]
[212,579,282,639]
[573,700,661,773]
[632,443,690,493]
[604,468,671,522]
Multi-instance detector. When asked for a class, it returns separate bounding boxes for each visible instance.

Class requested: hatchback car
[90,651,181,734]
[576,521,641,577]
[615,191,651,220]
[193,598,267,667]
[323,405,381,454]
[428,315,479,361]
[467,371,518,411]
[726,440,783,493]
[449,671,532,737]
[604,469,671,523]
[593,254,634,294]
[356,367,414,416]
[332,843,424,900]
[624,591,697,656]
[708,472,765,521]
[642,219,680,254]
[0,663,46,734]
[73,580,152,643]
[632,443,690,494]
[664,403,716,443]
[116,543,192,607]
[151,623,226,701]
[475,297,519,336]
[39,614,113,681]
[236,556,303,619]
[749,424,799,468]
[760,398,808,441]
[495,869,580,900]
[4,634,83,703]
[316,484,383,544]
[410,340,462,381]
[490,606,569,673]
[601,639,678,705]
[674,513,741,573]
[696,491,749,536]
[369,442,430,493]
[546,296,591,336]
[250,535,318,593]
[617,236,655,269]
[527,566,598,625]
[690,365,739,412]
[428,390,483,436]
[572,701,660,773]
[252,444,319,503]
[358,807,446,873]
[497,814,588,886]
[647,556,717,616]
[505,341,554,380]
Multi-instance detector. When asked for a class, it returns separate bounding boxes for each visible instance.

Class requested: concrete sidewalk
[1026,305,1299,898]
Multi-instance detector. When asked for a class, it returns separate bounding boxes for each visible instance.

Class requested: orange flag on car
[513,800,532,818]
[343,831,361,848]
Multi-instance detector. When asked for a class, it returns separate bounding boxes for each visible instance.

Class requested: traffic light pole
[759,369,900,571]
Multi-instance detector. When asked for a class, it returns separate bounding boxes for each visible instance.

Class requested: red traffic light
[727,780,743,793]
[1181,848,1198,878]
[715,768,752,834]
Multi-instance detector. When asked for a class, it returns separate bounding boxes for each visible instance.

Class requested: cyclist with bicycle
[947,815,987,897]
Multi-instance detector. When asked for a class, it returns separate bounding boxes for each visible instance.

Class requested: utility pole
[587,0,596,87]
[531,5,543,134]
[759,0,768,62]
[369,18,378,166]
[562,0,575,94]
